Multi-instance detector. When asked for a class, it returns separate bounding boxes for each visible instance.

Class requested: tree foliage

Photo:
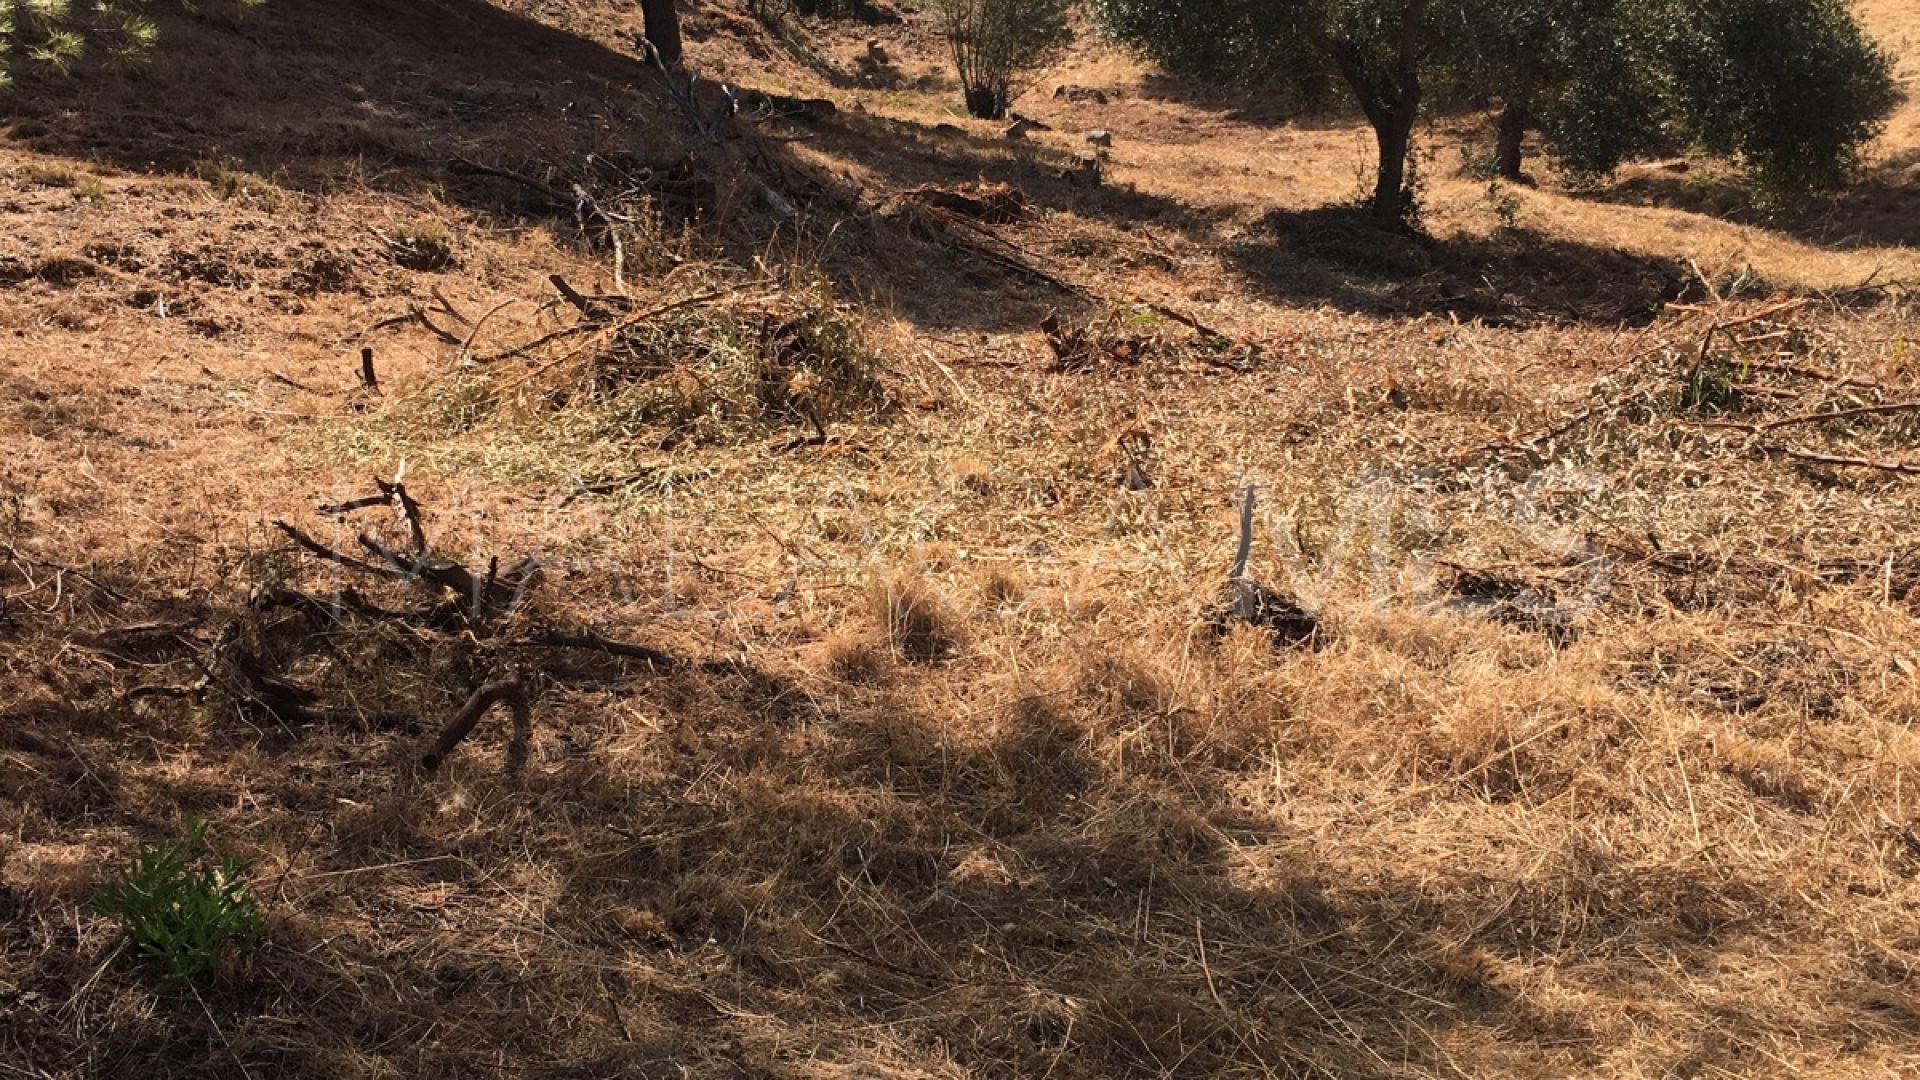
[1652,0,1900,199]
[2,0,154,85]
[1090,0,1899,220]
[1448,0,1898,194]
[1444,0,1664,182]
[932,0,1073,120]
[1088,0,1437,221]
[0,0,261,87]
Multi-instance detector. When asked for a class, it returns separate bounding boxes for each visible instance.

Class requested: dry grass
[4,0,1920,1077]
[868,569,965,661]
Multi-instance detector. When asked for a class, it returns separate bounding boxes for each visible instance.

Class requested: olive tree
[1090,0,1899,222]
[1444,0,1664,183]
[1088,0,1436,221]
[932,0,1072,120]
[1651,0,1899,199]
[1451,0,1897,194]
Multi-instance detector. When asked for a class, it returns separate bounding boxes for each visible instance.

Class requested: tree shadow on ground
[1581,152,1920,253]
[7,650,1785,1077]
[0,0,1227,336]
[812,110,1228,234]
[1224,205,1689,326]
[0,540,1861,1078]
[1127,72,1329,130]
[0,650,1464,1078]
[793,108,1235,332]
[2,0,680,197]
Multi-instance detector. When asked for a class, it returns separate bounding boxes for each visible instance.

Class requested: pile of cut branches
[1483,296,1920,476]
[454,271,891,447]
[891,181,1031,225]
[882,181,1080,294]
[1041,302,1260,374]
[221,476,697,770]
[451,153,717,253]
[1449,294,1920,619]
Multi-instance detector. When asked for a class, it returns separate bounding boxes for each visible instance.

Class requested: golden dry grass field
[3,1,1920,1076]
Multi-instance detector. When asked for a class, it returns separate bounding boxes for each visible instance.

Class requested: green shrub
[96,820,265,982]
[1680,354,1744,415]
[931,0,1072,119]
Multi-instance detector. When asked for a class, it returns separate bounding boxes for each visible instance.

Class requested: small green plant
[1460,143,1501,182]
[197,685,237,726]
[193,157,281,206]
[387,224,456,272]
[1680,354,1744,414]
[96,819,264,982]
[1485,180,1521,231]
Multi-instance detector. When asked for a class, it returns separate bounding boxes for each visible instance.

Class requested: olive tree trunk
[1319,0,1428,224]
[1370,100,1419,221]
[964,85,1007,120]
[641,0,682,66]
[1496,104,1529,181]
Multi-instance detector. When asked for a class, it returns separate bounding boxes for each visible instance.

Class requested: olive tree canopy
[1089,0,1899,220]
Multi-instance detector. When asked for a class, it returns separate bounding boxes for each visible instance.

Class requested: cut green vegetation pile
[411,273,891,455]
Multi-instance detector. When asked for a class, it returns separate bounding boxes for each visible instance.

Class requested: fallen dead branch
[1690,400,1920,435]
[1765,445,1920,476]
[1042,309,1148,372]
[882,184,1082,296]
[261,479,705,767]
[360,307,463,348]
[449,152,718,257]
[2,542,133,605]
[472,286,737,365]
[893,181,1030,225]
[356,534,535,625]
[1209,485,1319,646]
[270,521,403,581]
[322,476,427,553]
[549,273,617,318]
[519,629,679,670]
[1042,302,1259,374]
[1480,297,1839,457]
[449,154,571,204]
[421,679,529,771]
[1665,297,1811,328]
[1741,360,1884,390]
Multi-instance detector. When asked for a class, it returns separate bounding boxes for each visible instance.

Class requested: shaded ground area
[1594,157,1920,253]
[3,0,1920,1077]
[6,0,671,196]
[0,635,1483,1077]
[1228,206,1689,325]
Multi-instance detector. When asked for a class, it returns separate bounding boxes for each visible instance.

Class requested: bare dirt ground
[4,1,1920,1077]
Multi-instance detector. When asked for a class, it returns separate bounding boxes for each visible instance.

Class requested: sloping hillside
[2,1,1919,1077]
